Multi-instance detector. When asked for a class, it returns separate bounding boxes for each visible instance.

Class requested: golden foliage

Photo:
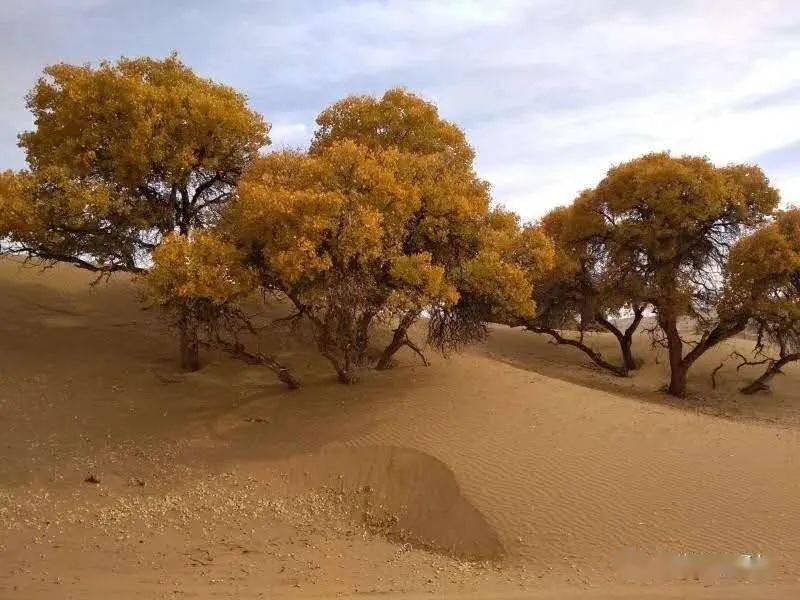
[509,224,557,289]
[0,166,152,271]
[585,152,780,395]
[143,231,256,309]
[1,54,268,279]
[20,54,268,190]
[591,152,779,311]
[462,251,535,319]
[0,170,33,237]
[527,193,629,330]
[218,89,554,381]
[389,252,459,306]
[725,208,800,321]
[470,208,554,320]
[228,140,464,311]
[311,87,474,166]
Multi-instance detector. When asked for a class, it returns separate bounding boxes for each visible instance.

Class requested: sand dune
[483,323,800,425]
[2,259,800,598]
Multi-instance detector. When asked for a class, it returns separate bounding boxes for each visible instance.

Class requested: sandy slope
[481,322,800,426]
[1,258,800,599]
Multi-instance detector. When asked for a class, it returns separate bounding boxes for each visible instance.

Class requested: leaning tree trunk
[741,353,800,394]
[214,339,301,389]
[376,310,427,370]
[525,322,629,377]
[322,349,358,384]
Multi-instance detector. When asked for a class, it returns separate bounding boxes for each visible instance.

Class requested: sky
[1,0,799,220]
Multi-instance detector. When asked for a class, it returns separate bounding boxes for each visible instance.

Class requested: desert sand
[1,258,799,599]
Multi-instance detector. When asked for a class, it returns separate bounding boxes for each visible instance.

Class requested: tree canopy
[589,152,780,396]
[726,208,800,393]
[219,135,548,383]
[310,87,474,167]
[142,231,300,388]
[1,54,269,370]
[18,54,268,239]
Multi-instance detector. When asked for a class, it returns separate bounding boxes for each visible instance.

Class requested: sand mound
[272,445,503,560]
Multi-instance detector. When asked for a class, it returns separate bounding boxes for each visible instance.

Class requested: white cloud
[1,0,799,214]
[268,122,310,149]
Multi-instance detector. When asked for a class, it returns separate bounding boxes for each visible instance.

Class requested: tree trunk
[376,311,422,370]
[595,305,644,373]
[525,322,629,377]
[620,335,637,373]
[317,341,358,384]
[216,339,301,389]
[660,315,688,397]
[175,193,198,371]
[178,317,200,372]
[622,306,645,371]
[266,360,302,390]
[667,361,689,397]
[741,353,800,394]
[306,313,360,385]
[337,369,358,384]
[327,352,357,384]
[658,314,747,397]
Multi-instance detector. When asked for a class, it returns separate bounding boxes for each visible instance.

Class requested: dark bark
[178,186,191,235]
[174,190,199,372]
[15,247,144,275]
[321,347,358,384]
[666,357,688,397]
[595,305,645,373]
[658,315,687,396]
[620,338,637,373]
[376,310,427,370]
[659,313,748,397]
[303,311,364,385]
[741,352,800,394]
[355,311,375,362]
[215,339,300,390]
[524,322,629,377]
